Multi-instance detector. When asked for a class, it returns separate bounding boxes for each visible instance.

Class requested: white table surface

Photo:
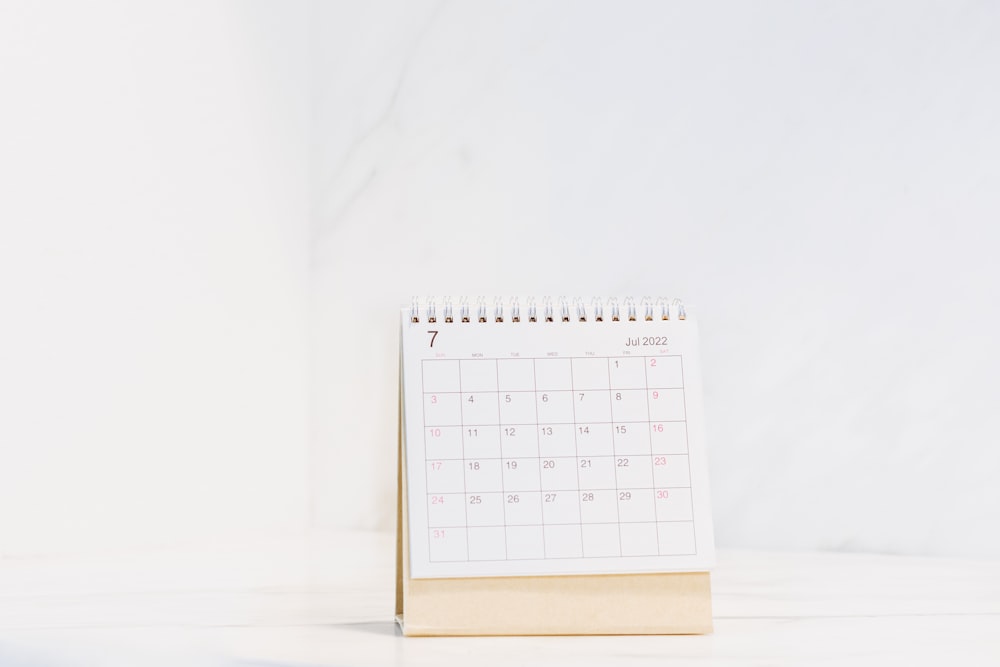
[1,530,998,666]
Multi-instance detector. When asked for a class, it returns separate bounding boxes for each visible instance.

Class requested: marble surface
[1,531,997,666]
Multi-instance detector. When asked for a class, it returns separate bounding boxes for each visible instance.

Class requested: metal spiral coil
[408,297,687,323]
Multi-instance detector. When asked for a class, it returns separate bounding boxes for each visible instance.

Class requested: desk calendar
[396,297,714,636]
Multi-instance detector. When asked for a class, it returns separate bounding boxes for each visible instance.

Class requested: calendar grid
[426,545,697,563]
[421,420,689,426]
[644,356,661,554]
[418,456,693,465]
[425,485,692,491]
[606,358,623,556]
[425,520,695,528]
[568,359,586,554]
[422,355,695,564]
[421,363,434,554]
[493,358,509,561]
[458,359,470,560]
[680,356,696,554]
[531,358,546,558]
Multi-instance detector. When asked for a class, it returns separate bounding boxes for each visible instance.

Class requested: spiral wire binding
[407,297,689,323]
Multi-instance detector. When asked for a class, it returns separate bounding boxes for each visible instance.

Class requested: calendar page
[401,299,715,579]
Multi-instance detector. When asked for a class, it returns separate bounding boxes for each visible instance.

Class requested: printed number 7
[427,330,439,347]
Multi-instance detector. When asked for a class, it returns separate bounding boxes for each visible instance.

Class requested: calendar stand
[395,376,713,636]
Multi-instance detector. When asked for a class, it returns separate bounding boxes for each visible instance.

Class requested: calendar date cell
[422,360,460,393]
[616,487,656,523]
[652,454,691,488]
[468,526,507,560]
[582,523,621,557]
[424,392,462,426]
[658,522,696,555]
[575,422,615,457]
[645,356,684,389]
[614,454,654,489]
[647,388,686,422]
[535,390,575,423]
[499,391,538,425]
[462,392,500,424]
[577,455,616,489]
[502,457,541,492]
[506,525,545,560]
[544,523,583,558]
[541,489,581,524]
[539,456,579,491]
[503,490,543,525]
[533,358,572,391]
[537,423,577,458]
[620,522,659,556]
[612,423,652,455]
[464,458,503,493]
[610,389,649,423]
[500,424,539,458]
[428,527,467,562]
[460,359,498,392]
[426,459,465,493]
[574,389,612,422]
[579,488,619,523]
[497,359,535,391]
[462,424,501,458]
[609,357,647,390]
[427,492,467,527]
[465,491,505,526]
[425,425,463,459]
[654,487,694,521]
[650,421,689,454]
[572,357,611,390]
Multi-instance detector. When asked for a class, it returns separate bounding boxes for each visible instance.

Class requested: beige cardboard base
[396,357,713,636]
[396,569,712,636]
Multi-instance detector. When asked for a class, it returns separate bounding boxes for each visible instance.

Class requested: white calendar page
[401,304,715,579]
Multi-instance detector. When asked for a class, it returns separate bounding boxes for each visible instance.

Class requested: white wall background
[0,1,311,554]
[311,1,1000,558]
[2,1,998,560]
